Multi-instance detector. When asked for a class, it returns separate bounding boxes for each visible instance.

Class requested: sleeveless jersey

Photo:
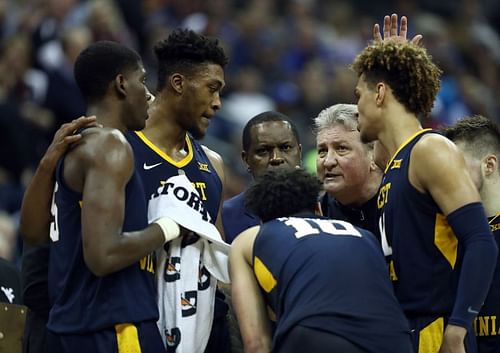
[253,214,412,353]
[127,131,221,219]
[474,213,500,353]
[377,129,459,317]
[47,156,158,333]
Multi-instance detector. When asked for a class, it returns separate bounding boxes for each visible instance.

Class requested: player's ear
[170,73,184,95]
[114,74,127,97]
[483,154,498,177]
[376,82,386,106]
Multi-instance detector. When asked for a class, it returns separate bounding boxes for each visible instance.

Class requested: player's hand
[373,13,423,45]
[42,116,100,169]
[181,228,200,247]
[438,324,467,353]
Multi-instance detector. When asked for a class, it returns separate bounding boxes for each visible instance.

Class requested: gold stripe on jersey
[384,129,432,174]
[254,256,277,293]
[388,260,398,281]
[134,131,193,168]
[418,317,444,353]
[434,214,458,269]
[115,323,142,353]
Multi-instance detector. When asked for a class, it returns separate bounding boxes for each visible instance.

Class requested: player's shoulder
[412,132,460,164]
[201,145,223,164]
[68,127,133,169]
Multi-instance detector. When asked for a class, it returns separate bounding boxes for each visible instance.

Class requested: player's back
[253,214,412,353]
[378,130,459,317]
[47,129,158,334]
[475,214,500,353]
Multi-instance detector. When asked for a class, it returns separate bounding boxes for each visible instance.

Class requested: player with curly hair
[126,28,230,353]
[352,18,498,353]
[230,168,413,353]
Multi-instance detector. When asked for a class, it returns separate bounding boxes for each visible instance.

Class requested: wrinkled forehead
[251,121,298,144]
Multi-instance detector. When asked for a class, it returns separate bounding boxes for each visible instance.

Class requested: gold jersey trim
[384,128,432,174]
[254,256,277,293]
[115,323,142,353]
[434,213,458,269]
[418,317,444,353]
[134,131,193,168]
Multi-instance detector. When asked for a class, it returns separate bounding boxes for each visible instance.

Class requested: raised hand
[373,13,423,45]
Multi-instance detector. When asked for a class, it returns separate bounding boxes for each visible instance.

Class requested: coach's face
[243,121,302,179]
[316,124,374,203]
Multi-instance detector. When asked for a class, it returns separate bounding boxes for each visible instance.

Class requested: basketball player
[127,28,230,353]
[222,111,302,243]
[21,30,230,353]
[230,168,413,353]
[24,41,183,353]
[442,115,500,353]
[352,19,498,352]
[21,115,98,353]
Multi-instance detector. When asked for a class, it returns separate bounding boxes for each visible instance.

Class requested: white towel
[148,174,231,352]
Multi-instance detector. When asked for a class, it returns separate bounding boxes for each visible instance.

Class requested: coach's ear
[314,201,323,216]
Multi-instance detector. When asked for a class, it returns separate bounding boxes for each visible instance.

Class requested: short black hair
[74,41,141,103]
[441,115,500,157]
[154,28,228,91]
[242,111,301,152]
[245,168,322,222]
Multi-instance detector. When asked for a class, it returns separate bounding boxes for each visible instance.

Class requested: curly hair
[441,115,500,158]
[351,41,442,118]
[245,168,322,222]
[154,28,228,91]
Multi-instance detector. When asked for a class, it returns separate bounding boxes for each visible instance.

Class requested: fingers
[373,23,382,42]
[390,13,398,37]
[383,15,391,39]
[400,16,408,39]
[411,34,423,46]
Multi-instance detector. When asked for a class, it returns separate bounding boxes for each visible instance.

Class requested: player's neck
[480,177,500,217]
[142,96,187,150]
[87,103,125,132]
[379,107,423,157]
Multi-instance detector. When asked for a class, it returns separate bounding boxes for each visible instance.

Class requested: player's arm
[20,116,98,245]
[230,226,272,353]
[77,131,178,277]
[204,146,227,241]
[411,134,498,352]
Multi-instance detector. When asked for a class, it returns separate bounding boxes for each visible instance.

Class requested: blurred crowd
[0,0,499,264]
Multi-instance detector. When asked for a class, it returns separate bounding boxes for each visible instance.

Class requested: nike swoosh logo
[143,162,162,170]
[467,306,479,314]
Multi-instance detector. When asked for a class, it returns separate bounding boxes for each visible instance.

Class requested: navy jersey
[253,214,412,353]
[127,131,221,220]
[320,193,381,242]
[377,129,460,317]
[222,191,260,243]
[474,213,500,353]
[47,158,158,334]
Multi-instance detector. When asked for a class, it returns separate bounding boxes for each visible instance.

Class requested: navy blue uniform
[320,193,381,242]
[222,191,260,243]
[474,213,500,353]
[253,214,412,353]
[377,130,479,352]
[127,131,228,353]
[47,156,161,352]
